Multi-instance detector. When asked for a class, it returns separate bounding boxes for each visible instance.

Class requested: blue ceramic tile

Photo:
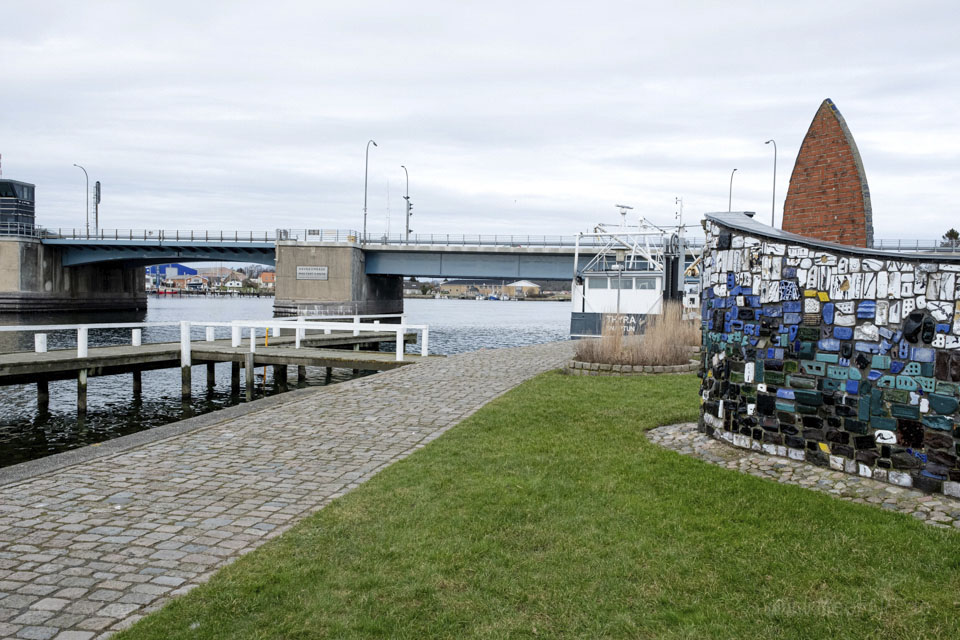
[890,361,904,374]
[846,380,860,394]
[899,341,910,358]
[784,301,802,313]
[936,323,950,334]
[855,342,879,354]
[912,347,936,363]
[857,300,876,318]
[879,327,894,339]
[764,305,782,317]
[776,388,796,399]
[818,338,841,351]
[833,326,853,340]
[867,369,883,381]
[784,313,802,325]
[789,326,799,341]
[838,357,850,367]
[822,302,835,325]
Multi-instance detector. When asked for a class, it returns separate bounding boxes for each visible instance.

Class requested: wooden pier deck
[0,331,419,385]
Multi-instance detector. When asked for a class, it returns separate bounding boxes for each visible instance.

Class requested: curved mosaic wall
[698,213,960,496]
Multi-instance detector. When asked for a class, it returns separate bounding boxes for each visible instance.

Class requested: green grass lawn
[118,372,960,639]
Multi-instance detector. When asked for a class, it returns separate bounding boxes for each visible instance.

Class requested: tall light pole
[363,140,378,243]
[765,139,777,227]
[73,164,89,236]
[400,165,411,243]
[728,168,737,212]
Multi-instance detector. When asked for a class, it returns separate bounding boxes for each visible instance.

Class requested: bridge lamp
[765,139,777,227]
[73,164,89,236]
[363,140,378,243]
[728,168,737,212]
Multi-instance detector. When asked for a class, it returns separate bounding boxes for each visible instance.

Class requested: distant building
[145,264,198,278]
[441,279,541,298]
[259,271,276,288]
[0,179,36,233]
[224,280,243,289]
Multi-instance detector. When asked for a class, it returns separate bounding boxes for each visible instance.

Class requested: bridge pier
[0,237,145,313]
[231,362,241,395]
[77,369,88,415]
[273,242,402,317]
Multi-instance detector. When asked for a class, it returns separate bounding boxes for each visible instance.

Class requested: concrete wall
[699,214,960,496]
[273,242,402,316]
[0,237,146,313]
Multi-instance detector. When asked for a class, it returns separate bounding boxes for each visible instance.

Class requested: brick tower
[781,98,874,247]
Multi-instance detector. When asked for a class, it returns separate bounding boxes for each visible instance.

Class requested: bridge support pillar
[273,242,402,317]
[297,365,306,385]
[0,237,146,313]
[132,370,142,399]
[274,364,288,391]
[206,362,216,389]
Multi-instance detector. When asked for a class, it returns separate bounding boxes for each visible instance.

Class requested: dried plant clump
[574,302,700,366]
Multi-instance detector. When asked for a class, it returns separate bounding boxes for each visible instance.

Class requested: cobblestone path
[649,423,960,530]
[0,341,574,639]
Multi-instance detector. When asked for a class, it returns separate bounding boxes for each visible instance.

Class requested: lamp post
[363,140,378,243]
[728,168,737,212]
[73,164,89,236]
[401,165,411,243]
[765,139,777,227]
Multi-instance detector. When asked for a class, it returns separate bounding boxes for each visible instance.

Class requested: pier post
[132,370,142,399]
[206,362,216,388]
[352,369,360,378]
[37,379,49,413]
[231,361,241,395]
[275,365,288,391]
[181,321,192,400]
[77,369,88,415]
[245,352,255,401]
[298,365,306,385]
[132,328,142,347]
[325,367,332,383]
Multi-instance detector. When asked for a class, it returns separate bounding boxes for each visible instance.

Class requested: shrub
[574,302,700,366]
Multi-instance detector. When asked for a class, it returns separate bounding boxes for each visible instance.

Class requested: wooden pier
[0,325,424,412]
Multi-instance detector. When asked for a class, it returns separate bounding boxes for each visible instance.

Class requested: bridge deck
[0,332,420,385]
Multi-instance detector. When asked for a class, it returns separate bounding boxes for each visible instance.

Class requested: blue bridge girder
[42,238,276,267]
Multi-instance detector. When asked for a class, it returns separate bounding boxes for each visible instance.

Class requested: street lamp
[73,164,89,236]
[728,168,737,212]
[400,165,411,243]
[363,140,378,243]
[765,139,777,227]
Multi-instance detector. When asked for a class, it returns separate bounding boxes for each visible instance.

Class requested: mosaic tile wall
[698,219,960,496]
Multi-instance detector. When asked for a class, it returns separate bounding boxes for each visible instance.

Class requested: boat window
[587,277,608,289]
[612,277,633,289]
[635,277,658,290]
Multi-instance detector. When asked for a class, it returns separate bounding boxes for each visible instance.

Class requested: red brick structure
[781,99,873,247]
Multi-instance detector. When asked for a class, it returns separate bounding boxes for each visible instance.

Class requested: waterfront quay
[0,340,574,638]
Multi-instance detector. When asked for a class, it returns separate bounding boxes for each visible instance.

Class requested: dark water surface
[0,298,569,467]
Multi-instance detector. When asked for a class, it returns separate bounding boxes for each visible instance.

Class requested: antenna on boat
[615,204,633,228]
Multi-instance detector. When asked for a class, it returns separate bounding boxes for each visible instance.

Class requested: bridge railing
[40,229,281,242]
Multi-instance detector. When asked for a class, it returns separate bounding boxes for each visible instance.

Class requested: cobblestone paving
[649,423,960,530]
[0,341,574,639]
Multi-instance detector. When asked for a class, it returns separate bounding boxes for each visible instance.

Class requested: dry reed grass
[574,302,701,366]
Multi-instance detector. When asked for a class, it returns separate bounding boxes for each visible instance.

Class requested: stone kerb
[566,359,699,376]
[698,216,960,497]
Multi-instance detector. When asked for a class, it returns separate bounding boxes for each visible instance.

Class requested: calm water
[0,298,569,467]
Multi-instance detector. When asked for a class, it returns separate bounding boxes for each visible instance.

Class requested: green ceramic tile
[890,404,919,419]
[800,361,825,376]
[872,355,891,370]
[827,365,848,380]
[877,375,895,389]
[787,375,817,389]
[783,360,798,373]
[816,352,840,363]
[922,415,954,431]
[872,416,897,430]
[930,394,959,415]
[895,375,919,391]
[917,377,936,392]
[848,367,862,381]
[794,390,823,406]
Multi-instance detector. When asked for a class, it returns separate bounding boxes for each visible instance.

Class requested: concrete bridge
[4,227,699,315]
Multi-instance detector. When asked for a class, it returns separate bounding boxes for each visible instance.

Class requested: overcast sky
[2,0,958,241]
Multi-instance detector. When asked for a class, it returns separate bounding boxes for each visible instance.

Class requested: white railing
[0,314,428,363]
